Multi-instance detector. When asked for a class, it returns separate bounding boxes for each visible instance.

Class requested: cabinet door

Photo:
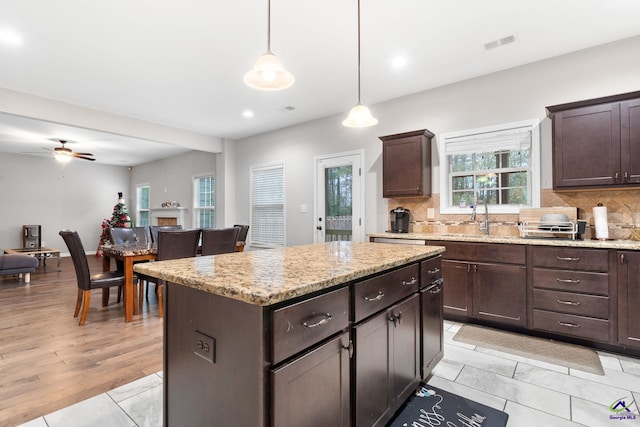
[473,262,527,327]
[271,332,351,427]
[421,281,443,379]
[382,135,430,197]
[621,98,640,184]
[354,295,420,427]
[618,252,640,348]
[553,102,621,188]
[442,260,472,317]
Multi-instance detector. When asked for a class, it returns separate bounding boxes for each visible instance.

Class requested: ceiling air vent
[483,34,517,51]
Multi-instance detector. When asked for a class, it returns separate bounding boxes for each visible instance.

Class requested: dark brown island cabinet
[379,129,435,198]
[546,91,640,190]
[618,251,640,349]
[140,242,445,427]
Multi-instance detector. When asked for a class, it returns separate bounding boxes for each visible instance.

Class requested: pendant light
[343,0,378,127]
[244,0,294,91]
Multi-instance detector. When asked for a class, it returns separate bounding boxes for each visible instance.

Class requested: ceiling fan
[50,139,95,162]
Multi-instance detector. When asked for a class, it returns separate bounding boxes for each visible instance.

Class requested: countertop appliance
[389,207,410,233]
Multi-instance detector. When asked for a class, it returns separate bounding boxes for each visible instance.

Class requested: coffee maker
[389,207,410,233]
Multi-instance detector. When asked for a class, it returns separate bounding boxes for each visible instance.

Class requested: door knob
[316,226,322,230]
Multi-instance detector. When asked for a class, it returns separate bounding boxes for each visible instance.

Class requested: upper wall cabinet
[379,129,435,198]
[546,91,640,190]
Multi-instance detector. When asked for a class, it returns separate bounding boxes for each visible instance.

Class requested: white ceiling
[1,0,640,165]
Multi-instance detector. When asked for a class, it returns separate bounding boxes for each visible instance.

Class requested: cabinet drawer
[430,241,525,265]
[354,264,419,322]
[532,289,609,319]
[532,268,609,295]
[532,309,610,342]
[272,286,349,364]
[532,247,608,272]
[420,256,442,288]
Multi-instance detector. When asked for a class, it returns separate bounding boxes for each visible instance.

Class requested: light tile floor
[18,321,640,427]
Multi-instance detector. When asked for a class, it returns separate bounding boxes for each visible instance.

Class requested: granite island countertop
[133,241,445,306]
[369,232,640,250]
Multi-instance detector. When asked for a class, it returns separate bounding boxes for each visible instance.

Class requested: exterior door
[315,151,364,243]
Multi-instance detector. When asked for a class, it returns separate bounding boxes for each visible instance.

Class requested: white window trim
[192,173,216,228]
[438,119,541,215]
[136,184,150,226]
[250,161,286,248]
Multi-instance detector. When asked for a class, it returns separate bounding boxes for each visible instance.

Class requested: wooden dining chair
[139,228,201,317]
[59,230,130,326]
[201,227,239,256]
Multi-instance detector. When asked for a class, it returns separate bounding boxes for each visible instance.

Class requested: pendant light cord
[357,0,362,104]
[267,0,272,53]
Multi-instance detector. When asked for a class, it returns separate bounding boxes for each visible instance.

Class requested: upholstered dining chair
[59,230,130,326]
[149,225,183,244]
[233,224,250,252]
[139,228,201,317]
[109,226,150,246]
[201,227,239,256]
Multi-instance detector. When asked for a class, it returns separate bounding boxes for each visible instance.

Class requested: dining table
[101,243,157,322]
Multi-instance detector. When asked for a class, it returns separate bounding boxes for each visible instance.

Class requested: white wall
[234,35,640,246]
[0,153,129,253]
[130,150,218,229]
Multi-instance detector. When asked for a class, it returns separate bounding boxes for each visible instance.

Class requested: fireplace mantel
[150,207,188,226]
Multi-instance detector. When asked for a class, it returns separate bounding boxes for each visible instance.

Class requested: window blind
[444,126,532,156]
[251,164,285,247]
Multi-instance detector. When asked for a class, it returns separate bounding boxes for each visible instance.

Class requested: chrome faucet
[477,200,490,235]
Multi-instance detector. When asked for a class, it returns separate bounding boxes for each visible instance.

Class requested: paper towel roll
[593,205,609,239]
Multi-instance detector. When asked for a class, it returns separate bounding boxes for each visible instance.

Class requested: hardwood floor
[0,255,163,426]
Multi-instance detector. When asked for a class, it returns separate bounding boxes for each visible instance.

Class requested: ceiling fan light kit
[244,0,294,91]
[52,140,96,162]
[343,0,377,128]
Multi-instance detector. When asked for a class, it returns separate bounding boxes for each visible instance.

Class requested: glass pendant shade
[342,103,378,127]
[54,152,72,163]
[244,52,294,91]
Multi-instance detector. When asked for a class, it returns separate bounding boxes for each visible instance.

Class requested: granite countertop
[368,232,640,250]
[133,241,445,306]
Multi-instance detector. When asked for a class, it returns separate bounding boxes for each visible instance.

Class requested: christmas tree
[96,192,132,255]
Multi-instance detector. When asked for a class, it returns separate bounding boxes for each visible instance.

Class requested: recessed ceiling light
[243,110,254,118]
[0,28,23,46]
[391,56,407,69]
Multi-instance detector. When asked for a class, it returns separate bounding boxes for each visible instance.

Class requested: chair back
[59,230,91,290]
[233,224,250,243]
[110,226,149,245]
[150,225,183,243]
[157,229,201,261]
[201,227,239,256]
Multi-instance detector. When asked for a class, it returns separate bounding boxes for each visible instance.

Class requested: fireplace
[150,208,188,227]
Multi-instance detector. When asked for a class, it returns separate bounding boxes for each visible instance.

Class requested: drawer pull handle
[427,268,441,274]
[556,278,580,284]
[556,256,580,262]
[388,312,403,327]
[557,299,581,306]
[427,285,442,294]
[557,321,581,328]
[364,291,384,302]
[402,277,418,286]
[302,313,332,328]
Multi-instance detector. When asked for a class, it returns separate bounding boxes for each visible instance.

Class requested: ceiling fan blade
[74,152,94,156]
[73,154,96,161]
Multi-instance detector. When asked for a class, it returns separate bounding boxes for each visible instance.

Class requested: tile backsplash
[388,188,640,240]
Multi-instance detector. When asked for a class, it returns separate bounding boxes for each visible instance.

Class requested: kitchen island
[134,241,445,427]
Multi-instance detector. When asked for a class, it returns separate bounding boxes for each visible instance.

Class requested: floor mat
[388,384,509,427]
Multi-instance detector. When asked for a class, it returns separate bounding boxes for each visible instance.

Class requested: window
[439,119,540,214]
[251,163,285,247]
[136,185,150,226]
[193,174,215,228]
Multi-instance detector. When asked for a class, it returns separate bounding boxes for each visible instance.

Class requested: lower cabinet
[421,257,444,377]
[473,262,527,327]
[618,251,640,348]
[354,294,420,427]
[442,260,472,317]
[271,332,351,427]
